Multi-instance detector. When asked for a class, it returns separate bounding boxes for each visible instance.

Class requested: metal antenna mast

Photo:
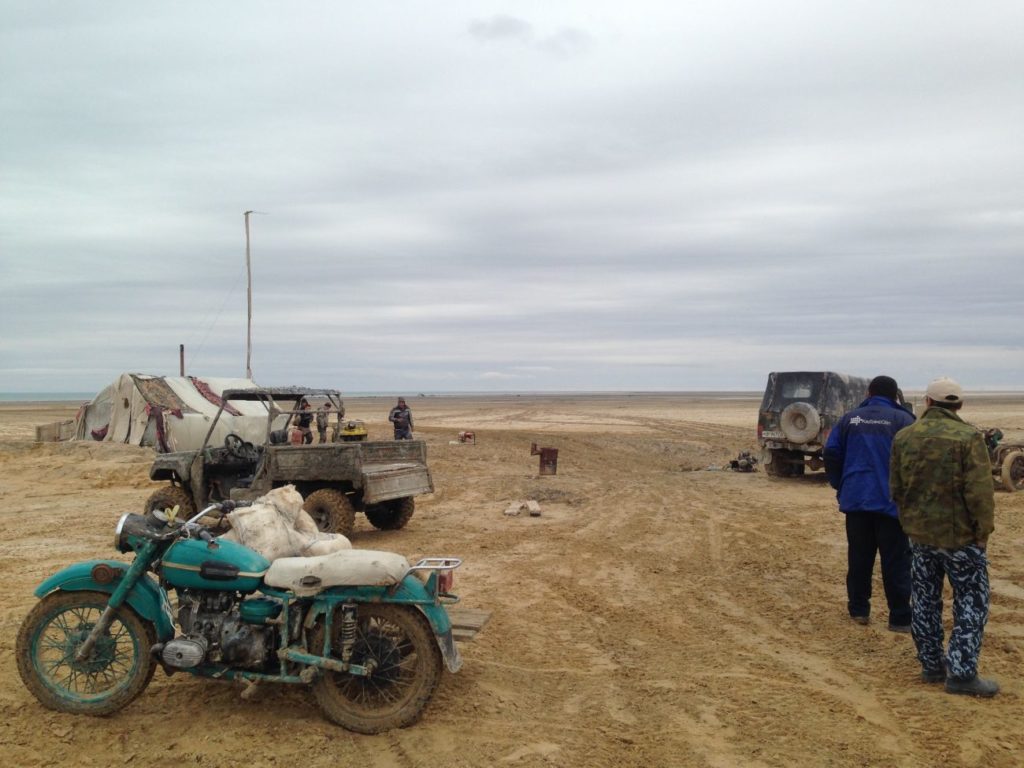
[242,211,252,380]
[243,211,266,379]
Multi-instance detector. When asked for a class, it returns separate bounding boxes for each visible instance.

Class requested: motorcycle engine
[169,590,275,670]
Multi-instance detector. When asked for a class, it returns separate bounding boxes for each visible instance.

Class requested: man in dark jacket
[295,399,314,445]
[824,375,916,631]
[891,377,997,697]
[388,397,414,440]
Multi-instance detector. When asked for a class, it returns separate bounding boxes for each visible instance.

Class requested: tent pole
[179,344,185,376]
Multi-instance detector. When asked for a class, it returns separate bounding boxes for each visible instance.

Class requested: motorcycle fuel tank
[162,538,270,592]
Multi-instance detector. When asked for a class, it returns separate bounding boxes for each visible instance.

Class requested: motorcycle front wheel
[310,603,442,733]
[16,590,156,715]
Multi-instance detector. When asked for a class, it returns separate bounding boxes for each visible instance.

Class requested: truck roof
[221,387,342,402]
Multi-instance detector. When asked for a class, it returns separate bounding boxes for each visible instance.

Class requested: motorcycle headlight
[115,512,131,552]
[115,512,162,553]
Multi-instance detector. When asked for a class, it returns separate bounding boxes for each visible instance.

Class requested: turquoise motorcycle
[16,501,462,733]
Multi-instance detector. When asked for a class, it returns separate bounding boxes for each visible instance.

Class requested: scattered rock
[504,500,542,517]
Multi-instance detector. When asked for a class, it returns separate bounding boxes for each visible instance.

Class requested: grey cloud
[468,15,534,42]
[1,2,1021,393]
[468,14,590,58]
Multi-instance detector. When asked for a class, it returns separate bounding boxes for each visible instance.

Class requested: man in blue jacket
[824,375,916,631]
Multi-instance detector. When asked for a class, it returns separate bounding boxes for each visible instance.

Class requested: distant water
[0,392,95,403]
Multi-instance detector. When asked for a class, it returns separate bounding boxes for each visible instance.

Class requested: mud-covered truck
[757,371,872,477]
[145,387,433,536]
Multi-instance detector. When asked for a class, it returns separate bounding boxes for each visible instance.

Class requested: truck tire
[764,449,803,478]
[764,449,785,477]
[144,486,195,521]
[365,498,415,531]
[1002,450,1024,492]
[304,489,356,537]
[779,402,821,444]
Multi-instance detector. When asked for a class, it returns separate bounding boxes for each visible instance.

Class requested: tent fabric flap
[74,374,263,453]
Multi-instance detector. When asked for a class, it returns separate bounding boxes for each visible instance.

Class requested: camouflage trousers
[910,542,989,678]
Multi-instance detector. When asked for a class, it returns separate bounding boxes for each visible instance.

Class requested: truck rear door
[359,440,434,504]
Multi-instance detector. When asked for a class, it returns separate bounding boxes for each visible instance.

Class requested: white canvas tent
[75,374,274,453]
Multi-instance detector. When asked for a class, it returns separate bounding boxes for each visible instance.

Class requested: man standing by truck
[890,377,998,697]
[823,375,915,632]
[315,401,332,444]
[295,399,314,445]
[389,397,414,440]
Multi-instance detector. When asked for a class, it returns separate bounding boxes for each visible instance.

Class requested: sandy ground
[1,393,1023,768]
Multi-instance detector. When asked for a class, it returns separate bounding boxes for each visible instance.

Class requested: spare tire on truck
[779,402,821,444]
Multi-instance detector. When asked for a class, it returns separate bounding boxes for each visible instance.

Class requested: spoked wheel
[364,498,415,530]
[310,604,442,733]
[16,591,156,715]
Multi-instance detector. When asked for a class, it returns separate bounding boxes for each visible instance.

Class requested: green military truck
[145,387,433,536]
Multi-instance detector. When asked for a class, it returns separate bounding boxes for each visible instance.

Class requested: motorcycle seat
[264,549,410,596]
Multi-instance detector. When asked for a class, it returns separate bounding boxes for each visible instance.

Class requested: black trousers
[845,511,912,625]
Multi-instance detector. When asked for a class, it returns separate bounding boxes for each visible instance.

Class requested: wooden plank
[34,420,76,442]
[448,607,491,642]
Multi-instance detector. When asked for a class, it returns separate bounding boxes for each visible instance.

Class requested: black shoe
[850,615,869,625]
[921,668,945,684]
[945,675,999,698]
[887,622,911,634]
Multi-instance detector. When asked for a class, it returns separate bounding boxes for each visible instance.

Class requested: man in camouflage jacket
[890,377,997,697]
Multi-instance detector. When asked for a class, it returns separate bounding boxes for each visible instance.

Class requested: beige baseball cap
[926,376,964,404]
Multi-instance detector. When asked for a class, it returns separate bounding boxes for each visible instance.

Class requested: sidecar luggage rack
[405,557,462,575]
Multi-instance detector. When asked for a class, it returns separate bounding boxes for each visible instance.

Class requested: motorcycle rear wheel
[16,590,156,715]
[311,603,442,733]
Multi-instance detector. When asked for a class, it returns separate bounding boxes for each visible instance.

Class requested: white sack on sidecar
[218,485,352,561]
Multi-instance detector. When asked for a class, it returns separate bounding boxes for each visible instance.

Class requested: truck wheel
[144,486,195,521]
[304,489,356,537]
[788,452,806,476]
[1002,450,1024,492]
[764,449,803,477]
[365,498,415,531]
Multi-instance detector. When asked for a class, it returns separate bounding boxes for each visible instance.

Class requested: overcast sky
[2,1,1022,394]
